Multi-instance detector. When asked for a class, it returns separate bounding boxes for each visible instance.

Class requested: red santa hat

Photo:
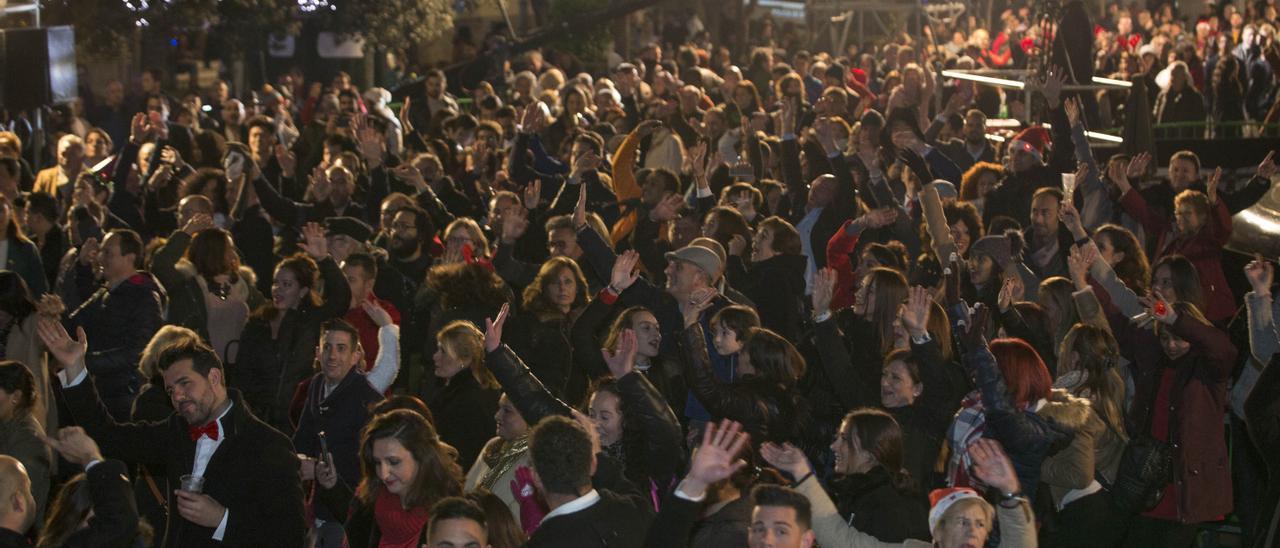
[928,487,984,532]
[1008,126,1051,163]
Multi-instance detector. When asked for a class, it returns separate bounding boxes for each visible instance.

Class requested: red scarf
[373,488,429,548]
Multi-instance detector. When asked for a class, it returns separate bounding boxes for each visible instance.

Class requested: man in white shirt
[39,320,305,548]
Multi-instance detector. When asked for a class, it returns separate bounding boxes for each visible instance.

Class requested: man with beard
[1023,187,1072,279]
[382,205,436,289]
[407,69,459,139]
[44,328,306,548]
[928,107,995,173]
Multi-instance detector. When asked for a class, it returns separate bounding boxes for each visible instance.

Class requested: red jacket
[1119,188,1235,322]
[343,295,402,371]
[826,220,863,311]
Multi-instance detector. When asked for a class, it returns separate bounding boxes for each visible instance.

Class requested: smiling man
[41,326,305,548]
[292,318,388,546]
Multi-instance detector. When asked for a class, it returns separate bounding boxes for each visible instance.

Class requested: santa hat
[928,487,983,532]
[848,68,869,88]
[1008,126,1050,163]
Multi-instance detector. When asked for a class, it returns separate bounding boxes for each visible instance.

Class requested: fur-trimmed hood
[1036,388,1095,430]
[175,260,259,300]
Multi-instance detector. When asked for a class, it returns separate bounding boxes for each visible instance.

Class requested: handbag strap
[142,468,167,509]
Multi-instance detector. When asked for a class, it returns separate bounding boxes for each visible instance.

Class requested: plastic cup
[180,474,205,493]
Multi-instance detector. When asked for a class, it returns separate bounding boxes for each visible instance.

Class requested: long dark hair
[356,410,463,509]
[0,271,36,322]
[426,263,507,311]
[0,194,30,244]
[842,407,916,492]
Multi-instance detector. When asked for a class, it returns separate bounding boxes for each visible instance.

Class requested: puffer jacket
[680,322,811,447]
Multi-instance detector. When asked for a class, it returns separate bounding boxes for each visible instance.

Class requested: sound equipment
[1,26,77,111]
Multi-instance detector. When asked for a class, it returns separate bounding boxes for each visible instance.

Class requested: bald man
[0,455,36,546]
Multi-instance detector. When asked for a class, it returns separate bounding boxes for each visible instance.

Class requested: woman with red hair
[945,304,1078,504]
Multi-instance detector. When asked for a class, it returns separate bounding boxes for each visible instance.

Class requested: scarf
[479,435,529,491]
[373,488,429,548]
[945,391,986,489]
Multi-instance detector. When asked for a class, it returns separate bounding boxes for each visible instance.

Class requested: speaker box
[2,26,78,111]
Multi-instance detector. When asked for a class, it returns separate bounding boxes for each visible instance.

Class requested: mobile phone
[318,430,330,459]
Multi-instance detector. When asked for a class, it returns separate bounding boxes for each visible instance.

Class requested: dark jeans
[1120,515,1200,548]
[1042,490,1124,548]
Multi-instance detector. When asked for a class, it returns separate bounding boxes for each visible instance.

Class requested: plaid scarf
[946,390,986,490]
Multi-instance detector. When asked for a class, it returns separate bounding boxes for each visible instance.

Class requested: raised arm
[483,304,573,424]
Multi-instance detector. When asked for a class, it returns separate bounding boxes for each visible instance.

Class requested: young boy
[710,305,761,370]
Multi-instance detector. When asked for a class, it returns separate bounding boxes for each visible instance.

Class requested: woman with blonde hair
[428,320,502,466]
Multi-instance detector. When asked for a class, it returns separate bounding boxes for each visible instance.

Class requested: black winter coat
[525,489,654,548]
[427,370,501,467]
[293,368,384,491]
[724,252,807,341]
[830,466,930,543]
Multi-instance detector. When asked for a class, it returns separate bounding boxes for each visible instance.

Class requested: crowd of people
[2,0,1280,547]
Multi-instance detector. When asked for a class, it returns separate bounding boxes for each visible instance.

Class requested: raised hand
[40,427,103,466]
[681,287,718,328]
[760,441,811,481]
[634,119,663,139]
[1246,254,1275,296]
[944,253,965,308]
[298,222,329,259]
[160,146,184,169]
[1258,151,1278,180]
[360,300,394,327]
[309,166,332,202]
[650,193,683,223]
[814,117,837,154]
[997,275,1018,312]
[390,163,428,191]
[609,250,641,293]
[1207,167,1223,205]
[1059,199,1085,238]
[1138,294,1177,325]
[37,318,87,373]
[901,286,931,338]
[960,302,991,350]
[682,420,751,497]
[275,144,297,178]
[1040,65,1066,108]
[571,151,601,178]
[968,438,1021,494]
[523,179,542,210]
[1107,158,1133,194]
[1064,96,1082,127]
[811,267,836,317]
[601,329,638,378]
[1125,151,1151,181]
[501,205,530,244]
[1068,244,1099,290]
[484,303,510,353]
[864,207,899,228]
[183,213,215,236]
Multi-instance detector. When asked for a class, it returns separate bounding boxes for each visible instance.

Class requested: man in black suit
[524,415,653,548]
[41,321,306,548]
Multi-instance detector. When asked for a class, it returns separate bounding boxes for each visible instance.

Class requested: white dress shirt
[540,489,602,522]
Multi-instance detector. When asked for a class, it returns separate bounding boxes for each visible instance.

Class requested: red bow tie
[188,421,220,441]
